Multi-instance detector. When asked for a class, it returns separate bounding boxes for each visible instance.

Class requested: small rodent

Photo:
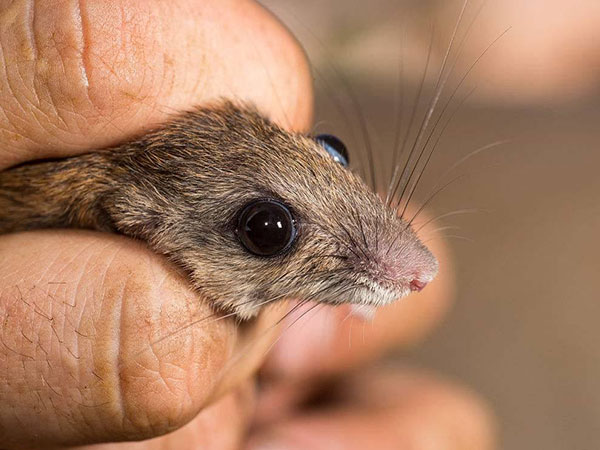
[0,102,437,320]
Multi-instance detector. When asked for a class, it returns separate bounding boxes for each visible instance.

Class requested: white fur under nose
[350,304,378,321]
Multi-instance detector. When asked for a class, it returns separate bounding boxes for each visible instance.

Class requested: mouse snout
[368,235,438,296]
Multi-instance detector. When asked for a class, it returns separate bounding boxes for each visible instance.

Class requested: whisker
[374,216,380,253]
[265,5,371,181]
[303,221,364,259]
[402,139,508,223]
[385,172,469,256]
[390,0,471,209]
[311,64,363,166]
[217,299,313,376]
[398,85,477,218]
[423,225,462,236]
[414,207,486,233]
[300,254,349,262]
[389,24,407,182]
[309,119,329,135]
[219,276,363,377]
[407,173,470,227]
[352,208,370,249]
[335,76,378,191]
[132,277,330,361]
[274,4,378,190]
[267,302,325,350]
[338,223,369,260]
[424,233,474,244]
[437,139,512,182]
[386,25,435,205]
[397,26,511,220]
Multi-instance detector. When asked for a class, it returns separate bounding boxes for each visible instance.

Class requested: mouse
[0,101,438,320]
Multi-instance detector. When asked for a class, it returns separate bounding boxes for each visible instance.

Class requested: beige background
[261,1,600,449]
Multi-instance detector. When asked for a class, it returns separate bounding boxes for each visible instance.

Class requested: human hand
[431,0,600,104]
[0,1,493,448]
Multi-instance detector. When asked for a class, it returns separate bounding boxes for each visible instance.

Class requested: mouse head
[114,103,438,319]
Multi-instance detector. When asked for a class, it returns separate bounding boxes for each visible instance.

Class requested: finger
[0,231,285,448]
[71,380,256,450]
[0,0,313,169]
[431,0,600,105]
[261,223,454,380]
[246,367,496,450]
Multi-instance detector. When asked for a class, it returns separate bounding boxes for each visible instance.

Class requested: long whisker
[303,224,363,260]
[422,224,462,236]
[262,301,328,354]
[386,25,435,205]
[300,254,350,263]
[336,76,378,191]
[390,0,471,209]
[222,280,362,373]
[437,139,512,182]
[400,140,508,222]
[402,139,508,224]
[352,208,370,249]
[127,268,357,368]
[398,27,512,218]
[398,85,477,218]
[385,172,469,256]
[217,299,314,376]
[311,64,362,163]
[423,233,474,244]
[414,207,486,234]
[264,5,376,183]
[338,223,369,259]
[272,4,378,191]
[389,23,407,185]
[407,173,470,227]
[126,293,289,362]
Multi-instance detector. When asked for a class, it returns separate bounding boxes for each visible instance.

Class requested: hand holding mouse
[0,1,493,448]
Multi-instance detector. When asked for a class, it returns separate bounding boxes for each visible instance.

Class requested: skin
[0,0,495,449]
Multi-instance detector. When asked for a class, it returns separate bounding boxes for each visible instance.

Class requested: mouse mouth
[347,280,409,307]
[343,269,435,308]
[333,282,405,322]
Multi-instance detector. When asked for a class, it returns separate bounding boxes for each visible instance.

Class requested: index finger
[0,0,312,169]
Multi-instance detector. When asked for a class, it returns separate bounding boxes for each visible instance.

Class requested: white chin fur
[350,304,378,321]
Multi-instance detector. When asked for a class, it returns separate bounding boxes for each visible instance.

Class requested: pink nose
[409,279,428,292]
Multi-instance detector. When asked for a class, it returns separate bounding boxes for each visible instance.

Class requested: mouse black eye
[236,200,297,257]
[315,134,349,168]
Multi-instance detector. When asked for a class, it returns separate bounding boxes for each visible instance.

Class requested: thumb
[0,231,282,447]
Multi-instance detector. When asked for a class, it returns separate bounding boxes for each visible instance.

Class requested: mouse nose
[409,278,428,292]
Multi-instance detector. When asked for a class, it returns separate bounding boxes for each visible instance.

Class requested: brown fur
[0,102,437,319]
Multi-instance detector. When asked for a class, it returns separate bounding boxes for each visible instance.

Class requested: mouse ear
[315,134,350,168]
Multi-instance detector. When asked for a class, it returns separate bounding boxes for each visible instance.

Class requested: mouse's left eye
[315,134,349,168]
[236,200,297,257]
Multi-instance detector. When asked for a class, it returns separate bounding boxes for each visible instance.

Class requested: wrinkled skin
[0,1,495,449]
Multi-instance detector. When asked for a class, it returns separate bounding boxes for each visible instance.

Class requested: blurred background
[261,0,600,448]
